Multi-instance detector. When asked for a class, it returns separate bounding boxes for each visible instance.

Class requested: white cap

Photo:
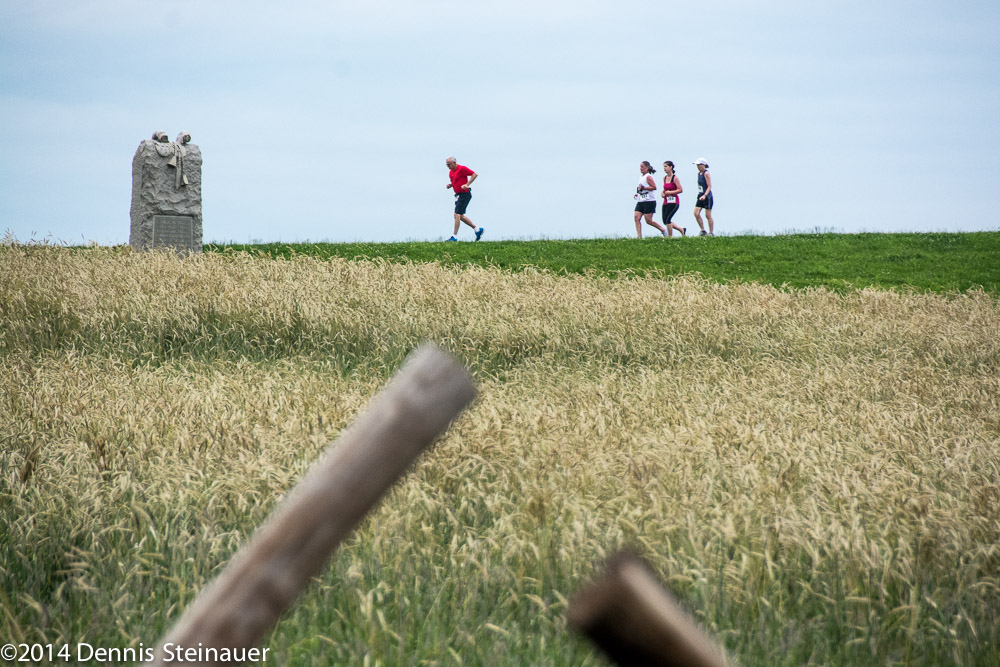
[694,158,709,167]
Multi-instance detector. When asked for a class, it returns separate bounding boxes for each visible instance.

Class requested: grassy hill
[2,239,998,665]
[210,231,1000,294]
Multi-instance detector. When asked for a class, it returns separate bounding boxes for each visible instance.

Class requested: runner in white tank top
[633,161,669,238]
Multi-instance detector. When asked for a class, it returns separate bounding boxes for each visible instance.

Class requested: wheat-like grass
[1,245,998,665]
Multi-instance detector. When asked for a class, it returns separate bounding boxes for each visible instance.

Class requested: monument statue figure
[151,130,193,188]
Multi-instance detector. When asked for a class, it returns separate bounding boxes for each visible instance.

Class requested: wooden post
[147,345,476,665]
[568,551,729,667]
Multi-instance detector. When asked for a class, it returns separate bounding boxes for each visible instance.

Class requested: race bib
[666,196,677,204]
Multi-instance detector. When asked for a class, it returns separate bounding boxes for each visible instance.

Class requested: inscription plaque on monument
[152,216,195,249]
[130,131,203,253]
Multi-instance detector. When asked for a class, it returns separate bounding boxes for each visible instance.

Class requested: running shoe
[446,236,458,242]
[682,228,687,236]
[475,227,485,241]
[699,230,707,236]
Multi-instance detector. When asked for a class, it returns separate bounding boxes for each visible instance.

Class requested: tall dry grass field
[1,245,998,665]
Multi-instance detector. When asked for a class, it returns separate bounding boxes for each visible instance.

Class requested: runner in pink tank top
[660,161,686,237]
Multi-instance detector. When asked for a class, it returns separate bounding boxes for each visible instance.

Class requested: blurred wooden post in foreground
[148,345,476,666]
[568,551,728,667]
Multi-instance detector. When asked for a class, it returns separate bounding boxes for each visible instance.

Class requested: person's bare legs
[634,210,643,238]
[453,214,476,237]
[705,209,715,235]
[694,208,705,233]
[667,222,685,236]
[644,213,667,235]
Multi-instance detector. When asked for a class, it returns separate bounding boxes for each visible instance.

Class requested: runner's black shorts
[661,203,679,224]
[634,201,656,215]
[695,194,714,210]
[454,191,472,215]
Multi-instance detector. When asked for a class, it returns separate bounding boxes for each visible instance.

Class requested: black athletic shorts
[695,193,714,210]
[661,203,679,224]
[634,201,656,215]
[454,191,472,215]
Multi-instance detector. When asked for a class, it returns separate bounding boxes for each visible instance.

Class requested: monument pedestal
[130,132,203,253]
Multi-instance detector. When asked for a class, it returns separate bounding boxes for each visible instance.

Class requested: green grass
[208,232,1000,294]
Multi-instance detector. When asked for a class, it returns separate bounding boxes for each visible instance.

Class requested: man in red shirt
[445,156,484,241]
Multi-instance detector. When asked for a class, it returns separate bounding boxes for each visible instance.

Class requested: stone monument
[129,131,203,253]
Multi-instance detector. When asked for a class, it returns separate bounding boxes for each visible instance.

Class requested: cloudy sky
[2,0,998,244]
